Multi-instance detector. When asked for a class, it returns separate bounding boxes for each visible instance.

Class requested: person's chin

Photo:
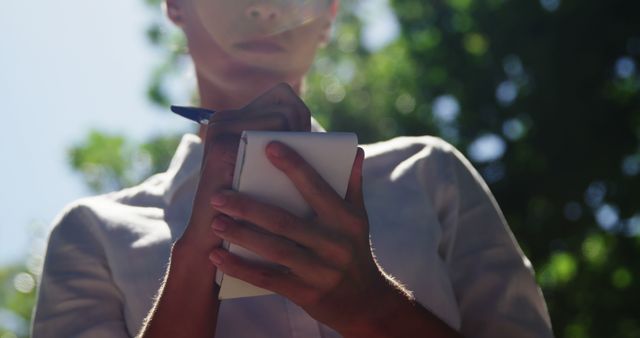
[236,51,292,70]
[226,53,299,77]
[215,60,299,89]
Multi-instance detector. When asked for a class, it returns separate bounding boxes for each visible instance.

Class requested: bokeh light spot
[611,267,632,289]
[468,134,506,163]
[321,75,346,103]
[563,201,582,221]
[595,204,620,232]
[357,0,401,52]
[584,181,606,207]
[324,83,346,103]
[337,31,357,54]
[621,155,640,176]
[626,214,640,236]
[464,33,489,56]
[564,323,588,338]
[481,162,505,183]
[539,252,577,287]
[581,233,607,266]
[615,56,636,79]
[395,93,416,114]
[496,80,518,106]
[432,95,460,123]
[440,126,460,143]
[539,0,561,12]
[13,272,35,293]
[447,0,472,11]
[503,54,524,77]
[502,117,527,141]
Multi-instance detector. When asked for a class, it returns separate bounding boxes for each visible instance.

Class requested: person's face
[168,0,337,91]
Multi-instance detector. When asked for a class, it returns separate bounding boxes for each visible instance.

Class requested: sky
[0,0,399,266]
[0,0,192,265]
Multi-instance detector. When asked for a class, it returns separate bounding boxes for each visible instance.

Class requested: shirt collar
[162,133,203,205]
[162,117,326,204]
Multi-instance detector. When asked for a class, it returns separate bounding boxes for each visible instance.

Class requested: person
[32,0,554,337]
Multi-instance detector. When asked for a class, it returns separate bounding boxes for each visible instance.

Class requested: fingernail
[209,251,223,265]
[211,217,228,232]
[211,193,227,207]
[267,142,285,158]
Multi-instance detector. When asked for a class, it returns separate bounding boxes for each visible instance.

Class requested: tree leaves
[68,131,181,193]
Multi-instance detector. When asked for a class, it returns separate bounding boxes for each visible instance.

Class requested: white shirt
[32,124,553,338]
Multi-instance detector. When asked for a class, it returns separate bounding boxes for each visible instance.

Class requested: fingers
[265,141,361,228]
[210,215,316,275]
[209,190,335,250]
[209,247,314,302]
[210,189,364,272]
[181,83,313,256]
[199,134,238,179]
[200,107,298,184]
[200,82,313,194]
[194,115,289,222]
[210,190,363,270]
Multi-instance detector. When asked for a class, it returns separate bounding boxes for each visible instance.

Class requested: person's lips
[234,38,286,54]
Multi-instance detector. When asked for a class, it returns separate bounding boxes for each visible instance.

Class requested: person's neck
[195,70,303,140]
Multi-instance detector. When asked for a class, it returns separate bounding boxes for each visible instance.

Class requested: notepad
[216,131,358,299]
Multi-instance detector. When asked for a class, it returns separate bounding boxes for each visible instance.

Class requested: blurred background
[1,0,639,337]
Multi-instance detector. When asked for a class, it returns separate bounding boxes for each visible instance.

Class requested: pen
[170,105,216,125]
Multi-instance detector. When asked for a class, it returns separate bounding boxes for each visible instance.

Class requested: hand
[175,83,311,256]
[207,141,407,335]
[140,84,314,338]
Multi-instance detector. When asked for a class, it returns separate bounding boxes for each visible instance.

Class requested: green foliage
[0,265,37,338]
[141,134,184,176]
[68,131,133,192]
[68,131,182,194]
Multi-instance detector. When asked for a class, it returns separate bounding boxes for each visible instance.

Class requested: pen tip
[170,105,215,124]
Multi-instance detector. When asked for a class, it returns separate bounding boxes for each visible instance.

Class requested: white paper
[216,131,358,299]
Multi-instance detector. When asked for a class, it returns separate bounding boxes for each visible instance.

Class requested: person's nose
[245,2,282,21]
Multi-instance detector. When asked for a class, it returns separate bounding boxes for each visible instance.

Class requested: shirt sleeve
[436,143,553,338]
[32,203,131,338]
